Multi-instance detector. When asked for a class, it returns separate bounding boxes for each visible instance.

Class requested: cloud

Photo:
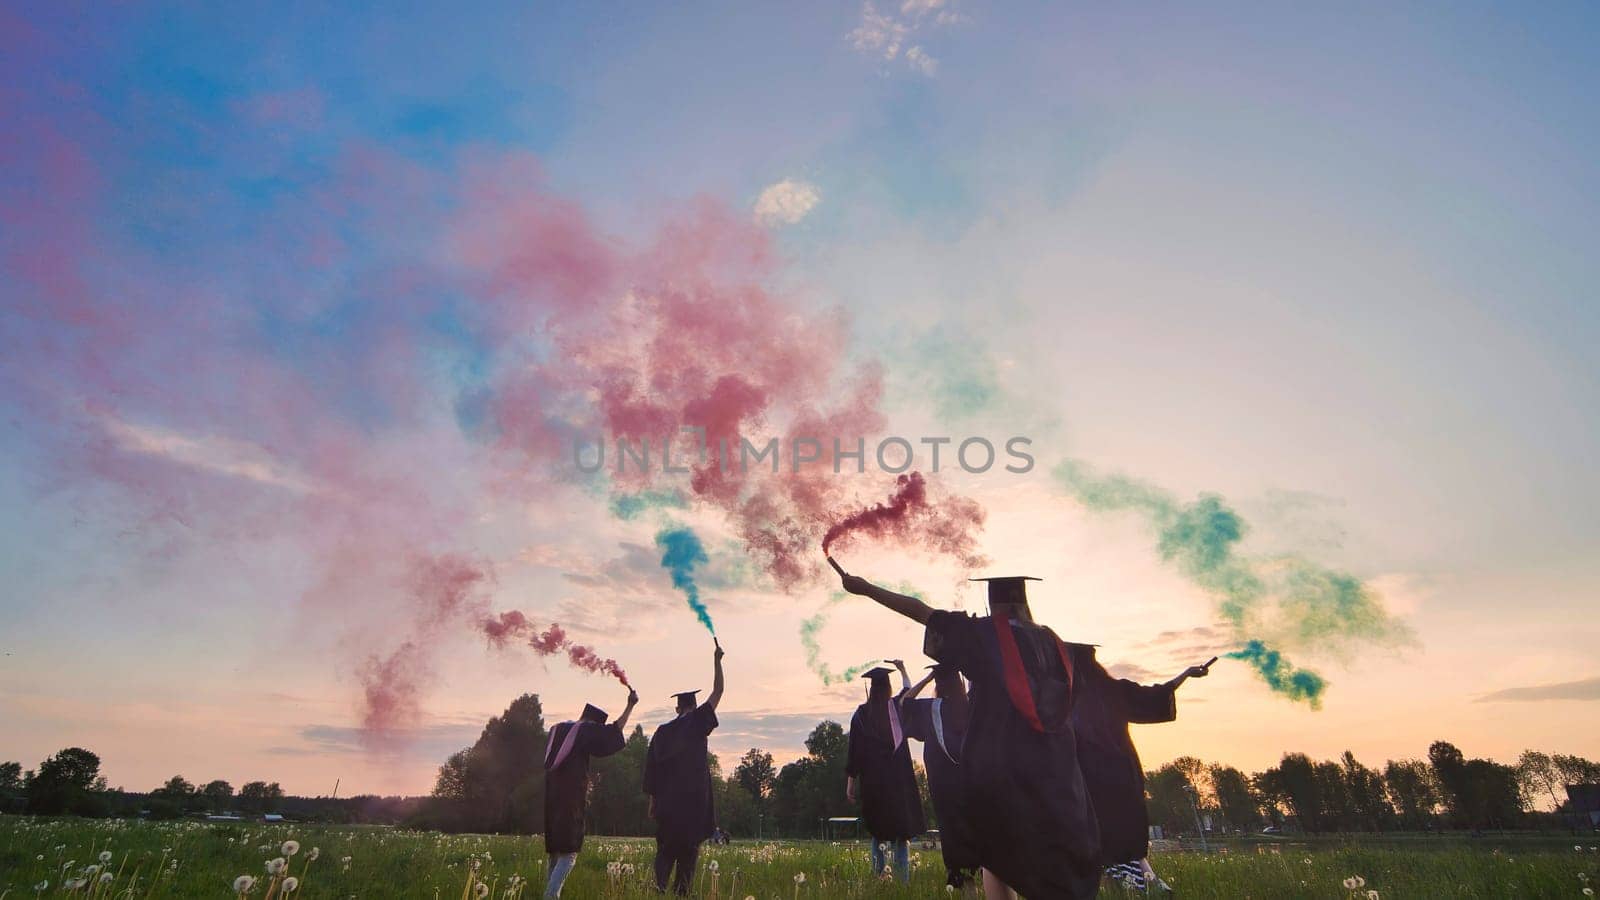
[1475,676,1600,703]
[904,46,938,77]
[1104,661,1164,683]
[753,179,821,227]
[847,0,961,76]
[270,721,483,759]
[102,417,316,494]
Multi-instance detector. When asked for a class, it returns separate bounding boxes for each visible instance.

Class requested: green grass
[1,817,1597,898]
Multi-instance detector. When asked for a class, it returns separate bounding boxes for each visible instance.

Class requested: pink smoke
[3,62,987,759]
[481,612,631,687]
[821,471,988,569]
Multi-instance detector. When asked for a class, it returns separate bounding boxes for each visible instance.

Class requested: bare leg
[981,868,1017,900]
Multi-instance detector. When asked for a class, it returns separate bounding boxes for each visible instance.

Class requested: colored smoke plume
[821,471,989,569]
[359,553,494,749]
[1227,640,1326,709]
[799,585,918,685]
[1052,459,1410,706]
[655,525,717,635]
[481,611,631,686]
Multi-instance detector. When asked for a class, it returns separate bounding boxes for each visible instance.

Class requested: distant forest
[5,693,1597,838]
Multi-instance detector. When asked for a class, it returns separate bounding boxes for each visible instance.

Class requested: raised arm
[899,670,936,706]
[706,640,726,711]
[890,658,912,693]
[839,573,936,625]
[1163,656,1217,691]
[614,688,640,731]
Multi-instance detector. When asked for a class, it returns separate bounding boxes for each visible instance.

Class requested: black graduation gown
[543,720,626,854]
[1071,649,1177,864]
[643,704,719,845]
[924,610,1102,900]
[900,696,979,882]
[846,697,925,842]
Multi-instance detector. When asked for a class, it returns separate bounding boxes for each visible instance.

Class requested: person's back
[836,566,1103,900]
[543,691,636,899]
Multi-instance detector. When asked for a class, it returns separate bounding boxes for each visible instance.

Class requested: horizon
[3,2,1598,800]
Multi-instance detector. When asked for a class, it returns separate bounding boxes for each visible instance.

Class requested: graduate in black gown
[643,640,725,895]
[846,664,925,882]
[543,688,638,899]
[899,662,979,893]
[1074,653,1213,870]
[837,566,1101,900]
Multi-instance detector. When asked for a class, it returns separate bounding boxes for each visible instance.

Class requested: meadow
[1,817,1597,899]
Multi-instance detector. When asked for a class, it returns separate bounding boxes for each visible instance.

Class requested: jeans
[870,839,910,882]
[544,853,577,899]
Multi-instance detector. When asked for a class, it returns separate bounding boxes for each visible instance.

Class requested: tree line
[6,695,1596,838]
[407,694,1599,838]
[0,751,422,823]
[1144,744,1599,836]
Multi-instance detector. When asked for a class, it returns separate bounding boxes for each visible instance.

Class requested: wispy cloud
[1475,676,1600,703]
[102,417,316,494]
[270,721,484,759]
[847,0,964,77]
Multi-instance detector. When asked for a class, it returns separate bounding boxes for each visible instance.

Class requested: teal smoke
[655,525,717,635]
[1053,459,1408,706]
[1226,640,1327,709]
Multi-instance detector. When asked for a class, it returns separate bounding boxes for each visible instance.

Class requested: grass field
[2,817,1597,898]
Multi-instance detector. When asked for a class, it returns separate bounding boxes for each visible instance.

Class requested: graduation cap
[969,575,1041,608]
[580,703,610,724]
[860,666,895,688]
[670,690,699,708]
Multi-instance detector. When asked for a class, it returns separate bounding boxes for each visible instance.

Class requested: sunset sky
[3,2,1597,798]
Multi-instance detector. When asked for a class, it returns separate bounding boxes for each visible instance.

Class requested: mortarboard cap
[860,666,895,686]
[580,703,610,724]
[670,690,699,705]
[969,575,1041,608]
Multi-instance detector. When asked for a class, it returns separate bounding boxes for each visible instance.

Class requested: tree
[202,780,234,808]
[1552,754,1600,789]
[1209,764,1261,832]
[156,775,195,797]
[734,749,775,802]
[1428,741,1470,825]
[588,726,649,837]
[1340,751,1392,832]
[1463,759,1523,829]
[433,749,474,800]
[1144,763,1198,835]
[1515,750,1564,811]
[27,747,107,816]
[768,721,852,837]
[1383,759,1439,829]
[238,781,284,814]
[0,761,21,796]
[415,693,549,834]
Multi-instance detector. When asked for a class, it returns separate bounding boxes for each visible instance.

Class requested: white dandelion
[233,874,256,893]
[99,850,113,863]
[282,840,300,856]
[282,876,299,893]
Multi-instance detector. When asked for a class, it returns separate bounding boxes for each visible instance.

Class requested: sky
[2,1,1597,797]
